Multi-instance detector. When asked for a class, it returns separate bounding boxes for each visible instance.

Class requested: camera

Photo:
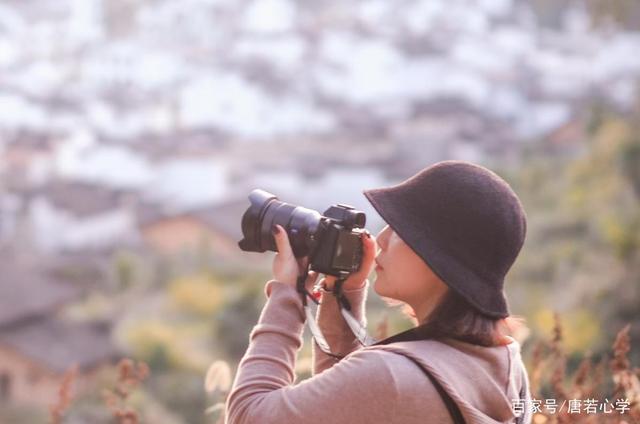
[238,189,366,278]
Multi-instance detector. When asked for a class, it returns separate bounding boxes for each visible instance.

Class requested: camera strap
[296,271,336,357]
[296,267,377,359]
[333,278,377,347]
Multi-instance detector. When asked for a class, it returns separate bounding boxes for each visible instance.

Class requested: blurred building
[0,261,119,406]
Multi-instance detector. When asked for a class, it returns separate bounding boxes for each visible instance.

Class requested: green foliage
[168,274,223,316]
[214,282,264,360]
[114,251,138,292]
[512,105,640,366]
[601,214,640,261]
[148,372,210,424]
[124,321,185,371]
[147,344,172,372]
[534,308,603,353]
[619,135,640,199]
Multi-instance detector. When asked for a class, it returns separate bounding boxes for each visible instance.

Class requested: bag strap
[515,384,525,424]
[392,350,530,424]
[378,340,529,424]
[386,350,466,424]
[514,362,529,424]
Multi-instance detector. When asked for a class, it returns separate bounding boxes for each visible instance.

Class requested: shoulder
[345,347,442,396]
[299,349,403,420]
[347,347,453,421]
[334,348,400,380]
[320,348,407,397]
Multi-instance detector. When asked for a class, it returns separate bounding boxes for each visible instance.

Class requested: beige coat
[225,279,532,423]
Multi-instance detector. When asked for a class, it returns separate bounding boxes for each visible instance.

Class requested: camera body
[308,204,365,277]
[238,189,366,278]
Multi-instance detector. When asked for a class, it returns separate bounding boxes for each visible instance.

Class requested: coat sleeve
[225,280,396,424]
[312,280,369,375]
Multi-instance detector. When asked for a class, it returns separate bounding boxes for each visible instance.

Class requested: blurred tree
[114,251,137,292]
[149,371,210,424]
[124,321,184,372]
[563,113,640,362]
[168,274,223,316]
[214,282,264,360]
[501,104,640,362]
[619,134,640,199]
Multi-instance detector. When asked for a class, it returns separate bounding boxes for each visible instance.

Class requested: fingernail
[272,225,280,235]
[365,230,371,238]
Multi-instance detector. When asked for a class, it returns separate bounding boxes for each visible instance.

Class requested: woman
[225,160,533,424]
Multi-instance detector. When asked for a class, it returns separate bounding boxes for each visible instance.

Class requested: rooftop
[0,262,80,328]
[0,317,119,374]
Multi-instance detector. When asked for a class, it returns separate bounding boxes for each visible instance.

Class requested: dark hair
[405,288,528,347]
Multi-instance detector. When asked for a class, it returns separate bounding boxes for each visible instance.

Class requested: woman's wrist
[344,279,367,291]
[320,278,367,293]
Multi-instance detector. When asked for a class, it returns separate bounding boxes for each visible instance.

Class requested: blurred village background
[0,0,640,422]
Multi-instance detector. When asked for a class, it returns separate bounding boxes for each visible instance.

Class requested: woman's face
[373,225,449,318]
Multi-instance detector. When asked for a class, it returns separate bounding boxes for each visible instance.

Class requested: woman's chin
[373,276,404,306]
[372,274,387,297]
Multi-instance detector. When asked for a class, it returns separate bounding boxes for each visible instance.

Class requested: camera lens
[238,189,322,257]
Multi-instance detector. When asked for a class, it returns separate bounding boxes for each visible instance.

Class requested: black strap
[332,278,352,311]
[371,321,433,346]
[387,351,466,424]
[296,266,320,308]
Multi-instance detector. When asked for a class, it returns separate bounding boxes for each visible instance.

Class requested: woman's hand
[322,230,376,291]
[272,224,319,289]
[272,224,376,292]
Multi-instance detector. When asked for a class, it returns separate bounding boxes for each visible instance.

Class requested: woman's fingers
[362,231,377,264]
[305,270,320,290]
[273,224,293,258]
[324,275,336,289]
[320,231,376,290]
[353,230,376,276]
[273,227,375,290]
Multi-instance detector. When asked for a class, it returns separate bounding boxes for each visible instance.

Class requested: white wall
[28,196,139,253]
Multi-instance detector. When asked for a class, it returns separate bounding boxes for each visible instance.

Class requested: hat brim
[363,187,510,319]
